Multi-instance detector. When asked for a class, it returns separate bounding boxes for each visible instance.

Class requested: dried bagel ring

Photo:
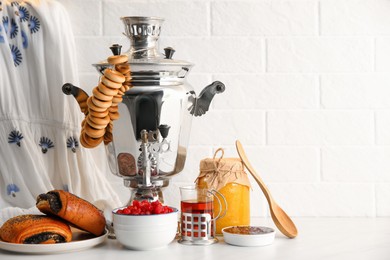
[109,112,120,120]
[87,97,107,112]
[104,69,125,83]
[79,100,87,107]
[81,131,103,148]
[80,131,94,148]
[123,82,132,89]
[124,71,131,79]
[86,115,107,130]
[84,123,106,138]
[112,95,123,104]
[89,114,110,126]
[84,134,103,148]
[110,102,119,108]
[103,130,113,145]
[89,108,109,118]
[92,87,112,101]
[91,96,112,109]
[107,54,128,65]
[79,101,88,115]
[75,89,89,104]
[119,85,127,93]
[115,64,131,74]
[98,83,118,96]
[107,121,113,132]
[108,106,118,113]
[101,76,122,89]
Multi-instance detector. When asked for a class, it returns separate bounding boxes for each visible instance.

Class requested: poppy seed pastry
[36,190,106,236]
[0,214,72,244]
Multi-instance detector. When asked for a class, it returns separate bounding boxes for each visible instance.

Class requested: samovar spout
[188,81,225,117]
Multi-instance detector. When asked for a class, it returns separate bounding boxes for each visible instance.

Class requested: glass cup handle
[209,189,228,220]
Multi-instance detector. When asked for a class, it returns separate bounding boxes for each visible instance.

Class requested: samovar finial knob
[163,47,175,59]
[109,44,122,55]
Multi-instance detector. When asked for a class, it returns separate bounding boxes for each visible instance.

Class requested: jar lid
[197,148,252,191]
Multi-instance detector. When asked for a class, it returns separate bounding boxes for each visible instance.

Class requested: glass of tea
[178,185,227,245]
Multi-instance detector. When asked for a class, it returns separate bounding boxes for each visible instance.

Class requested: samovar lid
[93,16,193,76]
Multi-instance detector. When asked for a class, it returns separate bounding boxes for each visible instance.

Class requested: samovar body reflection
[63,17,225,204]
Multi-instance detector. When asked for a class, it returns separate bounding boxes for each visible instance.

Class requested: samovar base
[124,178,168,205]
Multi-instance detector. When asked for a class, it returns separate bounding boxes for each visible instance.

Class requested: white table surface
[1,217,389,260]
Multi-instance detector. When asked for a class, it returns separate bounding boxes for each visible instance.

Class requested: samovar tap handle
[158,124,170,139]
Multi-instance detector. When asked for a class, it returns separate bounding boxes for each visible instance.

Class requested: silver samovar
[63,17,225,204]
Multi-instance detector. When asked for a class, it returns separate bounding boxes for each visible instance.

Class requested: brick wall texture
[60,0,390,217]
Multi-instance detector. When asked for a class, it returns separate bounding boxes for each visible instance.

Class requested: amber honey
[196,149,251,235]
[214,183,250,234]
[197,176,250,235]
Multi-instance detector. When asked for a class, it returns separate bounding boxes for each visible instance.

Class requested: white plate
[0,228,108,254]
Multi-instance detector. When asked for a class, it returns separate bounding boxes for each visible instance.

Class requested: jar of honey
[196,148,251,234]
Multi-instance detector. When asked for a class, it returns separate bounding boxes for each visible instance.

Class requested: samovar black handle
[188,81,226,117]
[62,83,89,115]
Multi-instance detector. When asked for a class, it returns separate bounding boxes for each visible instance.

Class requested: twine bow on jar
[196,148,251,191]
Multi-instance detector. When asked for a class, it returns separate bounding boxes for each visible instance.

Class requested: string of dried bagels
[79,54,132,148]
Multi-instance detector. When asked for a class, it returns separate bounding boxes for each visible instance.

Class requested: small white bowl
[112,207,178,250]
[222,226,275,247]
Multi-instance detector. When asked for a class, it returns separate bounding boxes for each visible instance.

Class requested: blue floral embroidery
[66,136,79,153]
[0,25,4,43]
[8,130,23,147]
[10,18,17,38]
[21,30,27,48]
[1,4,40,63]
[2,16,18,39]
[18,6,29,22]
[7,183,20,197]
[39,137,54,153]
[10,44,22,66]
[2,16,8,35]
[28,15,40,34]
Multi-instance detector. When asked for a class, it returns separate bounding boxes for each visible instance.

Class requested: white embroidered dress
[0,0,121,224]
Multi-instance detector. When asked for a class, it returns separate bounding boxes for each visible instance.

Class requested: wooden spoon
[235,140,298,238]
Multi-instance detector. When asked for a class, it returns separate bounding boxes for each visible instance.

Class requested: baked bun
[36,190,106,236]
[0,214,72,244]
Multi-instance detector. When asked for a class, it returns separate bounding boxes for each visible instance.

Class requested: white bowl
[222,226,275,247]
[112,207,178,250]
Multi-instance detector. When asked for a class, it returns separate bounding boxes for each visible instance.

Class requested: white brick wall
[59,0,390,217]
